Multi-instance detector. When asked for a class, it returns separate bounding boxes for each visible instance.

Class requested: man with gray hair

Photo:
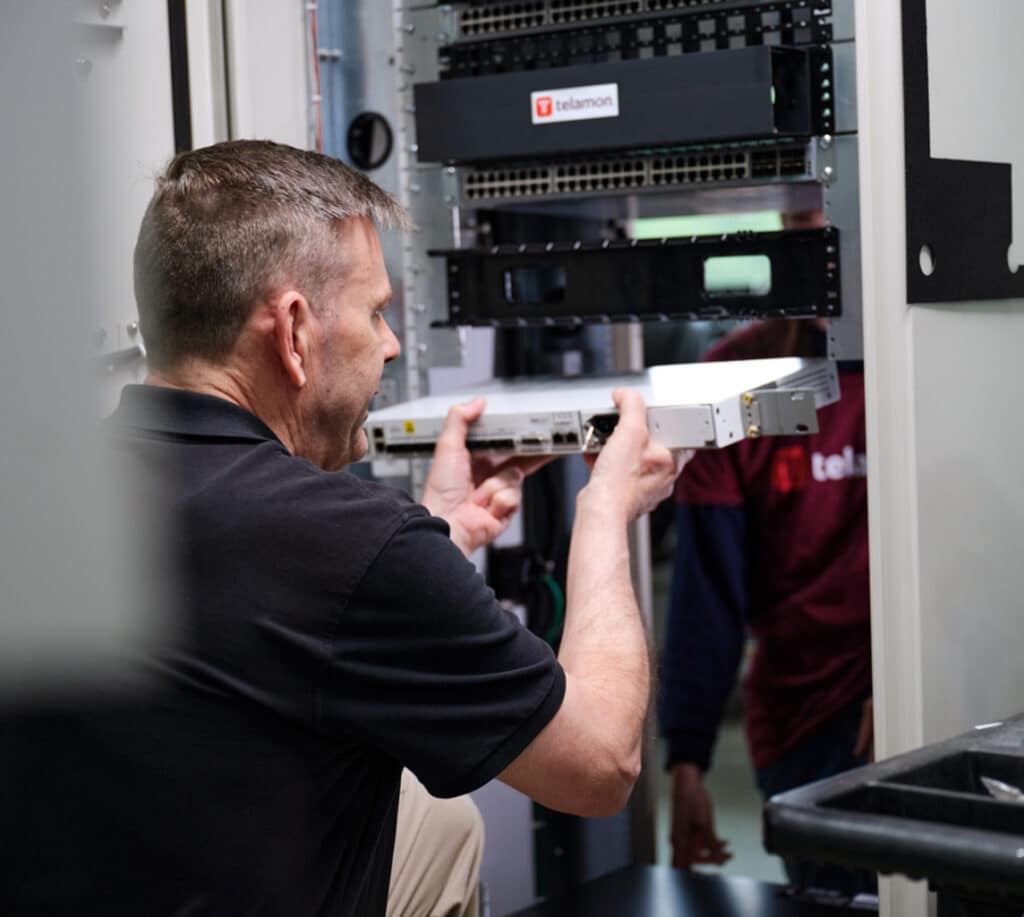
[7,140,682,916]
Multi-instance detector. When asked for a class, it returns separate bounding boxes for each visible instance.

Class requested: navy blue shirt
[5,386,564,916]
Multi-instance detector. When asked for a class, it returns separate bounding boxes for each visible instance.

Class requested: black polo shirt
[5,385,565,916]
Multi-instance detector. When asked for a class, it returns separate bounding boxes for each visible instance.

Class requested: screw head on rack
[747,425,762,439]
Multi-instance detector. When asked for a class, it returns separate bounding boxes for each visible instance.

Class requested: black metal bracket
[429,227,840,327]
[902,0,1024,303]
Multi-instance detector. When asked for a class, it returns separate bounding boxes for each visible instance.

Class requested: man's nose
[383,321,401,362]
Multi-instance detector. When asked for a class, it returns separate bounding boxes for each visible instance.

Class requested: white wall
[77,0,177,410]
[0,1,175,691]
[223,0,309,146]
[187,0,230,148]
[915,304,1024,739]
[916,3,1024,742]
[857,1,1024,915]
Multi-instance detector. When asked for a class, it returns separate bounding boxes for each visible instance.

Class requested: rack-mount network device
[366,357,839,458]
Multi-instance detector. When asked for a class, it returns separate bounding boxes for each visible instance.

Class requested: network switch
[365,357,839,458]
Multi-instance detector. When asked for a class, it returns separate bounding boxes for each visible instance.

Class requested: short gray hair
[134,139,410,370]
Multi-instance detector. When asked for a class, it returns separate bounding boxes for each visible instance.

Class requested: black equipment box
[414,45,813,164]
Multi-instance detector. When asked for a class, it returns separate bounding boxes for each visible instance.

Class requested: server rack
[318,1,862,910]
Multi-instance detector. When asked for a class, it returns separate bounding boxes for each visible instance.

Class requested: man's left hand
[420,398,551,557]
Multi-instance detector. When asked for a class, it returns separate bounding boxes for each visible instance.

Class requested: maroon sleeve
[676,445,745,508]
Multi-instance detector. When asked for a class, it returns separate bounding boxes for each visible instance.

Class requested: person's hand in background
[670,762,732,869]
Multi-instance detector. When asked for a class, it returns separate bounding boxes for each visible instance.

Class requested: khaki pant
[387,770,484,917]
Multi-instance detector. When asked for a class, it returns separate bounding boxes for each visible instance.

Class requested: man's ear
[270,290,314,390]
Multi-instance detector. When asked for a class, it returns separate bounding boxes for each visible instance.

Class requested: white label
[530,83,620,125]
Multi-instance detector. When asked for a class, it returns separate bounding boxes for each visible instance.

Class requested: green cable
[541,574,565,645]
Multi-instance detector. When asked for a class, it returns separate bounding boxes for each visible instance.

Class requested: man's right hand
[581,389,690,522]
[670,762,732,869]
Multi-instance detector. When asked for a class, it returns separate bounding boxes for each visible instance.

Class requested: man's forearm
[560,489,650,770]
[493,392,677,817]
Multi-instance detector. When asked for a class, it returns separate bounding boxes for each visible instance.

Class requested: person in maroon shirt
[658,317,874,895]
